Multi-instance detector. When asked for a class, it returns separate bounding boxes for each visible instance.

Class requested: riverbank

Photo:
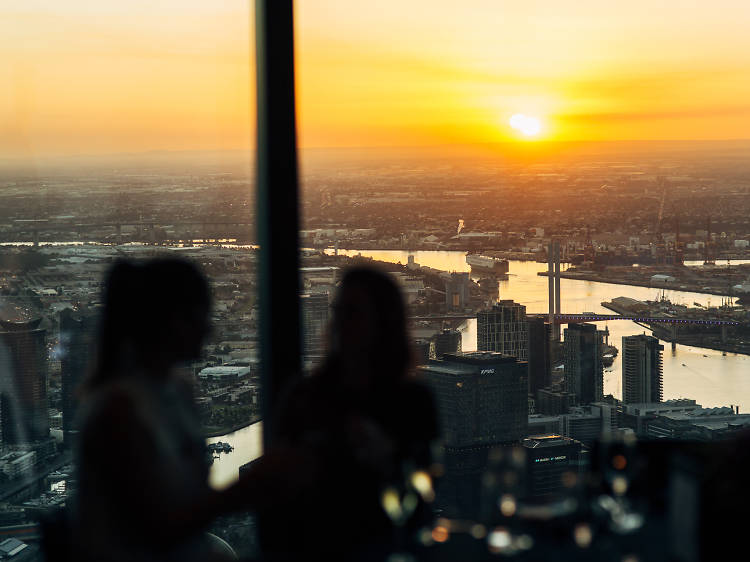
[648,325,750,356]
[203,416,261,439]
[538,270,736,298]
[319,245,543,260]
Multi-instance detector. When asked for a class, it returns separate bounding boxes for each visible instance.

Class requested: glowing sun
[509,113,542,137]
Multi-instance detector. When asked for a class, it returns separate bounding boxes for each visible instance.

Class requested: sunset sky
[3,0,750,158]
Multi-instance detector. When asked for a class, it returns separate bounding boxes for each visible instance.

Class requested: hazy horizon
[2,139,750,175]
[4,1,750,160]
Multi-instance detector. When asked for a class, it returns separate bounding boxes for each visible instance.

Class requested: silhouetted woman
[261,266,439,560]
[73,259,270,561]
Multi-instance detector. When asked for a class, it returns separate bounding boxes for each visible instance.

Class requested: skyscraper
[419,351,528,447]
[622,334,664,404]
[60,308,97,447]
[419,352,528,519]
[527,317,551,396]
[563,323,603,405]
[477,300,528,361]
[301,292,330,360]
[0,319,49,444]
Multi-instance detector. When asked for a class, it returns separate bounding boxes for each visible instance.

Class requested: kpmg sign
[480,368,495,375]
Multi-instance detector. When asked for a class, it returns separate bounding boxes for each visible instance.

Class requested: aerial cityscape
[4,0,750,558]
[0,142,749,557]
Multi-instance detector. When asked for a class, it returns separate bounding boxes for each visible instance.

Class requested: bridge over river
[410,313,739,326]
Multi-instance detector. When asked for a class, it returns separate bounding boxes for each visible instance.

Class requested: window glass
[296,0,750,555]
[1,1,259,556]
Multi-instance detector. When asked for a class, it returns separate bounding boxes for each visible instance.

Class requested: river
[209,250,750,489]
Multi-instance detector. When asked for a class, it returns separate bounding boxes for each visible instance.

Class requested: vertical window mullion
[255,0,301,450]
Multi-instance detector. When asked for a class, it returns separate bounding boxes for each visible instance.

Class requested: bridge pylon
[547,239,562,341]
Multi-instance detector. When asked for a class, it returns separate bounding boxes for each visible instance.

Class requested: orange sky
[3,0,750,158]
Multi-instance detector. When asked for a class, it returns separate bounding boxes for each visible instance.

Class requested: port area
[601,296,750,355]
[538,262,750,299]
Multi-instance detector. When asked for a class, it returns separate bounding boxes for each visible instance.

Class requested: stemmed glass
[594,434,644,535]
[380,460,436,561]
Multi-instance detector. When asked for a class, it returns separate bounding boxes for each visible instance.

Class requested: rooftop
[528,414,562,423]
[0,538,27,557]
[198,365,251,378]
[659,407,749,421]
[523,435,577,448]
[622,399,700,415]
[0,318,41,331]
[442,351,521,365]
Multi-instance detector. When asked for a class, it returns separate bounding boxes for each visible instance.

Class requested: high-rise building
[563,323,603,405]
[522,434,584,501]
[622,334,664,404]
[60,308,97,447]
[420,352,528,520]
[477,300,528,361]
[300,292,330,360]
[527,317,551,396]
[433,328,461,359]
[419,351,528,448]
[0,319,49,444]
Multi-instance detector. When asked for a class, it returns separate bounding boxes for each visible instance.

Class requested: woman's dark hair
[88,258,210,389]
[327,266,412,383]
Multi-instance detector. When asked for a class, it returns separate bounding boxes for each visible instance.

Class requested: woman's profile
[261,266,439,559]
[73,258,282,561]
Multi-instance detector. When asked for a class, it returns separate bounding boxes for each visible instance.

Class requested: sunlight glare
[509,114,542,137]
